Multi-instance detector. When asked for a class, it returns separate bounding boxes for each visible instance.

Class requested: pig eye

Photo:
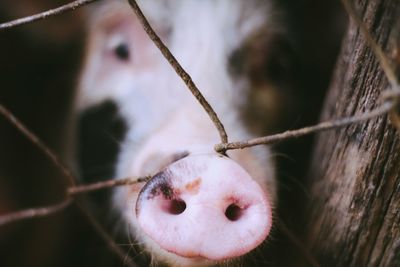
[114,43,130,61]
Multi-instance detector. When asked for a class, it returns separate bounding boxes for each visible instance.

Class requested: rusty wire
[0,198,73,226]
[0,0,399,267]
[0,0,99,31]
[215,0,400,153]
[215,100,395,152]
[0,104,141,267]
[0,105,76,186]
[0,174,149,227]
[127,0,229,144]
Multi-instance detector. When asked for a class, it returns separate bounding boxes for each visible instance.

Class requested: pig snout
[136,153,272,261]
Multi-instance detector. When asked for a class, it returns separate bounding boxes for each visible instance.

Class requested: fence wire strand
[127,0,229,145]
[68,176,150,195]
[75,201,139,267]
[0,104,76,185]
[215,0,400,153]
[215,100,395,152]
[0,102,140,266]
[0,198,73,226]
[0,0,399,267]
[0,0,100,31]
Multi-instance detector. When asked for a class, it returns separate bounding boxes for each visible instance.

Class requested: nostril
[225,203,244,221]
[163,198,186,215]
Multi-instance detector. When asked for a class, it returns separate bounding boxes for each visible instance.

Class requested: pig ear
[76,3,166,111]
[231,30,300,132]
[230,30,299,87]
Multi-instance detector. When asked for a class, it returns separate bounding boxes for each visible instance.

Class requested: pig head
[76,0,277,266]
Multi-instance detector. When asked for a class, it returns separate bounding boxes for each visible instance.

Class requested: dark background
[0,0,346,266]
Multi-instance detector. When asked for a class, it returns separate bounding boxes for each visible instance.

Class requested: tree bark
[306,0,400,266]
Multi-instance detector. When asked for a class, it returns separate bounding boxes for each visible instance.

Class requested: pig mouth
[155,223,270,262]
[163,242,264,261]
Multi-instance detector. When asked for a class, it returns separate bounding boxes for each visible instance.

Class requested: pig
[75,0,278,266]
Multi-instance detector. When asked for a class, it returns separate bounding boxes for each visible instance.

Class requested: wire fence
[0,0,399,267]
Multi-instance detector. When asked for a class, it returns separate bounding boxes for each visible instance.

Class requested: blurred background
[0,0,346,266]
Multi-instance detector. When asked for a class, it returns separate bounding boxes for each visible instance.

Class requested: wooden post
[306,0,400,266]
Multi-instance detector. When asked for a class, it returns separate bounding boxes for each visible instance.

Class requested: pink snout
[136,153,272,261]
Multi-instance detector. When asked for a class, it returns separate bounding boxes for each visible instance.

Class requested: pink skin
[136,154,272,261]
[77,1,277,265]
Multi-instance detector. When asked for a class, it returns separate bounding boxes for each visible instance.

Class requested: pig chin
[132,154,272,266]
[136,233,217,267]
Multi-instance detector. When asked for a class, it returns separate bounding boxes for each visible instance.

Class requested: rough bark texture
[306,0,400,266]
